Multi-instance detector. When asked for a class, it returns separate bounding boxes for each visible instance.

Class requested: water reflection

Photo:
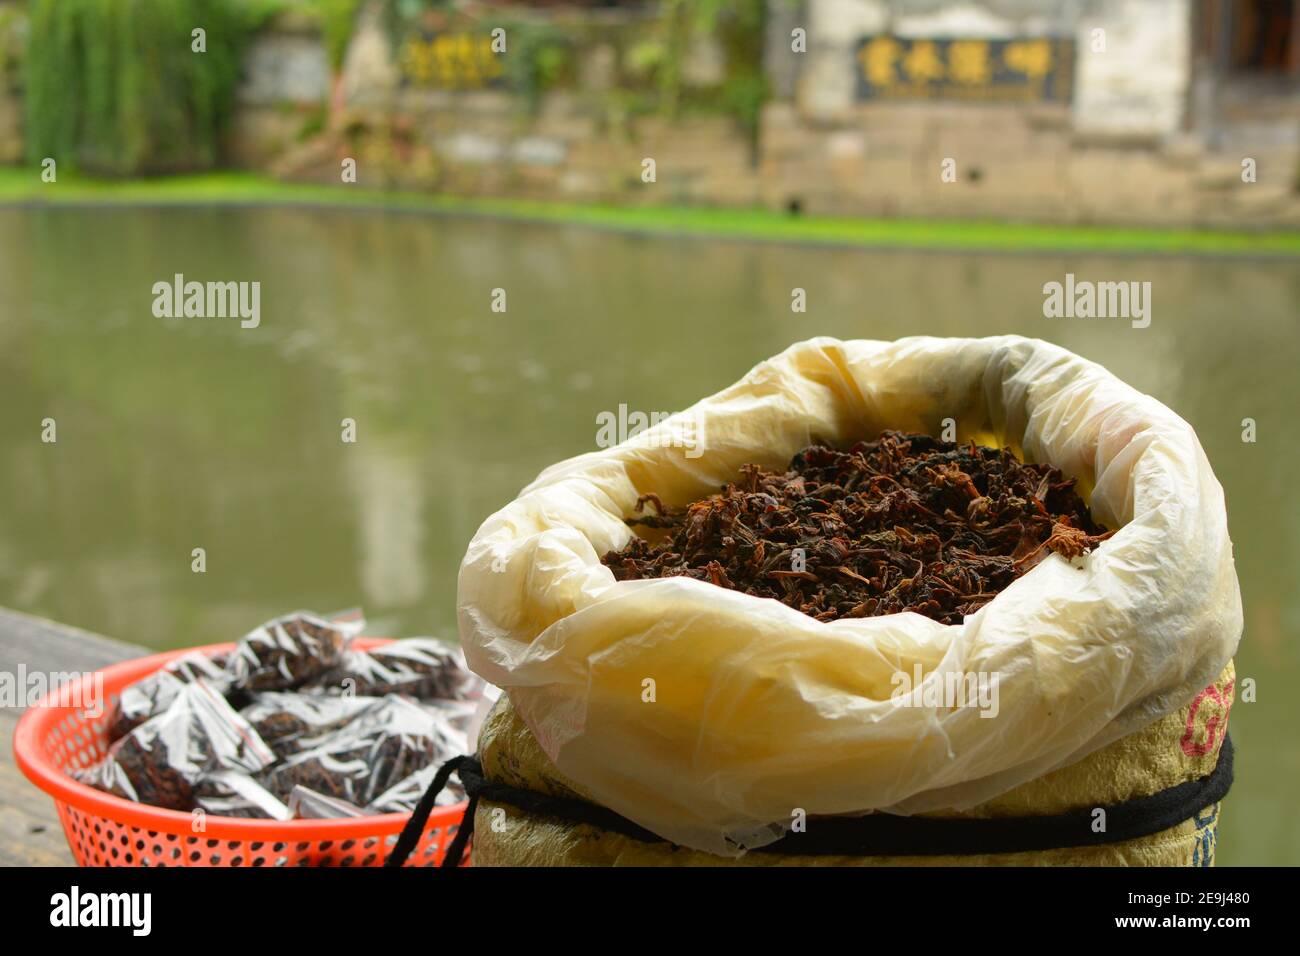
[347,434,426,615]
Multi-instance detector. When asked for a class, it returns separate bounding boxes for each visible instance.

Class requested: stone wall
[1072,0,1192,138]
[367,91,760,205]
[249,3,763,206]
[229,9,332,169]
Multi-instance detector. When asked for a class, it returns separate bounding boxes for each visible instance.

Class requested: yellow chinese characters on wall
[400,33,505,90]
[855,36,1073,102]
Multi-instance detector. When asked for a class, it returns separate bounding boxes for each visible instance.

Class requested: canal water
[0,205,1295,863]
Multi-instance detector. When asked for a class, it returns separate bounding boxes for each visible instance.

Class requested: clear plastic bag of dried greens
[418,698,479,734]
[308,638,483,701]
[287,785,367,820]
[225,610,364,693]
[264,696,466,807]
[238,692,385,757]
[366,761,466,813]
[76,679,276,811]
[108,650,231,743]
[194,770,291,820]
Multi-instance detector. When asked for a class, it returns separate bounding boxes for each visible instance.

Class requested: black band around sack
[385,734,1233,867]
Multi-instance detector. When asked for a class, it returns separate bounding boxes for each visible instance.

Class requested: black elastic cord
[384,754,476,867]
[439,792,478,868]
[758,735,1234,857]
[385,735,1232,866]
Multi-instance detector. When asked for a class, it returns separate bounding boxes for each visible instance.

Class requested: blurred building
[763,0,1300,223]
[245,0,1299,226]
[3,0,1297,226]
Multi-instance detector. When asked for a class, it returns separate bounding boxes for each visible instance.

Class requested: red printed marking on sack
[1180,679,1234,757]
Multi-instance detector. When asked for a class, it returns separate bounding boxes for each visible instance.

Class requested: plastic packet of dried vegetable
[225,610,364,693]
[194,770,291,820]
[238,692,385,757]
[76,679,276,811]
[264,696,465,807]
[309,638,483,701]
[366,761,466,814]
[418,698,479,734]
[108,650,231,742]
[287,785,368,820]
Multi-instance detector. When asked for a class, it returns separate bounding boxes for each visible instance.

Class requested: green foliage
[315,0,361,71]
[296,103,328,142]
[686,0,767,138]
[716,0,768,147]
[499,20,574,113]
[24,0,280,175]
[379,0,450,52]
[0,5,24,90]
[624,0,768,140]
[624,37,668,80]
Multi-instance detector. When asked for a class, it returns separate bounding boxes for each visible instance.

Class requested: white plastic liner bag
[458,336,1242,856]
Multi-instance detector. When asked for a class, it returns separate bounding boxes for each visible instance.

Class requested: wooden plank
[0,607,147,866]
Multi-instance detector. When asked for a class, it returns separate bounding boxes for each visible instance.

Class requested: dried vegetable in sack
[603,431,1112,626]
[457,335,1243,855]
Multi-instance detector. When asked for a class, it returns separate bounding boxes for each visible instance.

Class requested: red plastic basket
[13,638,470,867]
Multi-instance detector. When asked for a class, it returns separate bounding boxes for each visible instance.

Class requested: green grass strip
[1,167,1296,257]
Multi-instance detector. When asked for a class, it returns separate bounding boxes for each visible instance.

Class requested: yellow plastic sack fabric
[471,661,1234,866]
[458,336,1242,856]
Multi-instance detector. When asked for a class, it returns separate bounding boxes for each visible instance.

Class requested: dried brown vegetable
[108,650,231,742]
[75,610,481,819]
[261,696,466,807]
[306,638,483,701]
[225,612,358,692]
[77,680,275,812]
[602,430,1113,626]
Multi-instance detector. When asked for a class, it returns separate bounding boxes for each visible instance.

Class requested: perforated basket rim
[13,637,469,842]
